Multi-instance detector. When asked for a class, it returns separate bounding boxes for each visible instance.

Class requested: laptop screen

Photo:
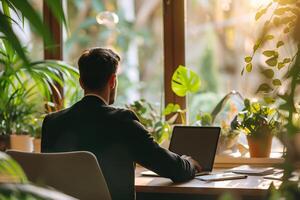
[169,126,220,172]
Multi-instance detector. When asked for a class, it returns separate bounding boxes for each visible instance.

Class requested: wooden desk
[135,167,281,200]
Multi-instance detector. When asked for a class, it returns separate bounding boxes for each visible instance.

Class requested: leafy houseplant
[164,65,201,125]
[0,0,79,151]
[232,99,280,157]
[241,0,300,198]
[0,86,37,151]
[126,65,200,145]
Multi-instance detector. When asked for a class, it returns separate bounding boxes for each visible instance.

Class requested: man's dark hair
[78,47,120,90]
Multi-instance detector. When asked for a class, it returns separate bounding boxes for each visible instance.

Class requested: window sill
[214,155,284,169]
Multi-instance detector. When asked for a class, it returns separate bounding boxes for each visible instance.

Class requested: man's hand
[181,155,202,173]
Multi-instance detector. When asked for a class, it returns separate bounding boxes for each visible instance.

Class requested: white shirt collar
[85,94,108,105]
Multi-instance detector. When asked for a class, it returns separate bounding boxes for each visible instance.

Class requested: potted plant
[0,87,37,152]
[0,0,78,152]
[27,116,44,153]
[232,99,280,157]
[32,124,42,153]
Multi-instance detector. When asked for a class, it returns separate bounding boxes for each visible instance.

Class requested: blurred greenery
[243,0,300,199]
[199,45,219,93]
[0,0,66,64]
[126,99,171,144]
[64,0,163,105]
[0,1,78,138]
[0,151,27,183]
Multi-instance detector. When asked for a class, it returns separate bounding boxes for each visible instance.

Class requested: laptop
[141,126,221,176]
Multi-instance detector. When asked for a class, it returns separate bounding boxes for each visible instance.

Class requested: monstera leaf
[171,65,200,97]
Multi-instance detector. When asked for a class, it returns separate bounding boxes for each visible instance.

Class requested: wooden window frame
[163,0,186,122]
[43,0,63,111]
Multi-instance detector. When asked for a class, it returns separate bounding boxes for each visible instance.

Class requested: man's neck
[84,92,108,105]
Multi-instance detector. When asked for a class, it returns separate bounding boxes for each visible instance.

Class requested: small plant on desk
[232,99,280,158]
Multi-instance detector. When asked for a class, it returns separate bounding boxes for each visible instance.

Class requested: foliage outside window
[186,0,286,157]
[64,0,163,107]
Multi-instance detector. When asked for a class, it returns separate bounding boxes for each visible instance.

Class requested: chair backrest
[6,150,111,200]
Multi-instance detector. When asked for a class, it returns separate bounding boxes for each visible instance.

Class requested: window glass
[17,0,44,60]
[186,0,284,157]
[63,0,163,108]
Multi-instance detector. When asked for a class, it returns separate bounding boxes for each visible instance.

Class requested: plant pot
[10,135,33,152]
[0,135,10,151]
[33,138,41,153]
[247,134,273,158]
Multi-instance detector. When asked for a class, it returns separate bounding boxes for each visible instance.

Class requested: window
[186,0,284,158]
[63,0,164,108]
[18,0,44,60]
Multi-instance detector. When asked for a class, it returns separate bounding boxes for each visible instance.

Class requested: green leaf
[283,58,291,63]
[9,0,52,46]
[0,152,28,183]
[274,7,288,15]
[272,79,282,86]
[264,34,274,40]
[0,11,29,64]
[244,56,252,63]
[246,63,252,72]
[264,97,276,104]
[253,43,260,52]
[262,69,274,79]
[255,8,267,21]
[276,41,284,48]
[265,57,278,67]
[256,83,273,93]
[278,62,285,69]
[263,50,276,57]
[44,0,67,27]
[171,65,201,97]
[163,103,181,115]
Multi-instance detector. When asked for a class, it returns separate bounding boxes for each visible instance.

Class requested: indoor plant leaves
[171,65,200,97]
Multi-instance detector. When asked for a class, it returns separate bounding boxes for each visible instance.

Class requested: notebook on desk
[196,172,247,182]
[227,165,275,176]
[141,126,221,177]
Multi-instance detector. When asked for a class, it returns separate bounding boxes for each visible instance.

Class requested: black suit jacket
[42,96,195,200]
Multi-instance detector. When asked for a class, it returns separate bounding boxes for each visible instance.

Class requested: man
[42,47,201,200]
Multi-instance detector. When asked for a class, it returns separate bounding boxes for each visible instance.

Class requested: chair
[6,150,111,200]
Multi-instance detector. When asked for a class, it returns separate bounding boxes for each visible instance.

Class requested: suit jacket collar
[81,95,107,106]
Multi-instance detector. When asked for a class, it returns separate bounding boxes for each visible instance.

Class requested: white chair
[6,150,111,200]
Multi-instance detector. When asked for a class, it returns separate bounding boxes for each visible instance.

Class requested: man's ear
[79,77,84,89]
[109,74,117,89]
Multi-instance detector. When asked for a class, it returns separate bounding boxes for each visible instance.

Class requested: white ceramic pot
[10,135,33,152]
[33,138,41,153]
